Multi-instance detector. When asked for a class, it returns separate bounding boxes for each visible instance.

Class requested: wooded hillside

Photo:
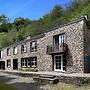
[0,0,90,48]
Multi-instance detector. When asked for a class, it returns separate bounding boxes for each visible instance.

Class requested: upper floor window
[30,41,37,51]
[7,48,11,56]
[21,44,27,53]
[54,34,65,45]
[0,51,3,58]
[13,46,18,55]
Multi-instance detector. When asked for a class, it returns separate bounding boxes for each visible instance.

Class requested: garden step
[33,75,59,84]
[39,75,56,78]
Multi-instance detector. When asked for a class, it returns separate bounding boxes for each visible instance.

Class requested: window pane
[14,47,17,54]
[7,48,11,56]
[31,57,37,67]
[27,59,31,67]
[21,44,27,53]
[31,41,37,51]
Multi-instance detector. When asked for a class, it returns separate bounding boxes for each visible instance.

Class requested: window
[7,48,11,56]
[7,60,11,68]
[0,51,3,58]
[13,46,18,55]
[31,57,37,67]
[54,34,65,50]
[27,59,31,67]
[21,59,27,67]
[21,44,27,53]
[59,34,65,44]
[54,34,65,45]
[30,41,37,51]
[21,57,37,68]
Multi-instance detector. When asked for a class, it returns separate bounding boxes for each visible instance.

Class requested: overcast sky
[0,0,71,21]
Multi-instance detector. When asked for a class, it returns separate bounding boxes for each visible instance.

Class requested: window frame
[7,48,11,56]
[21,57,37,68]
[54,33,65,45]
[21,44,27,54]
[13,46,18,55]
[0,51,3,58]
[31,57,37,68]
[30,41,37,52]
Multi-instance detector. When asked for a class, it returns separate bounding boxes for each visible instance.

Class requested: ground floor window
[7,59,11,68]
[31,57,37,67]
[21,57,37,68]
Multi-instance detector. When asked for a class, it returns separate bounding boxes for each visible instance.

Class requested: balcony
[46,43,68,55]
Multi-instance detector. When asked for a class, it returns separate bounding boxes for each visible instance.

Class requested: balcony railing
[46,43,68,54]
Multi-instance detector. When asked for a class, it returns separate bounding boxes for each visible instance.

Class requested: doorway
[0,61,5,70]
[54,55,66,72]
[13,59,18,70]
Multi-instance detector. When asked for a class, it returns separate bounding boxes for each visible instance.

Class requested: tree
[0,33,13,48]
[50,5,63,21]
[0,15,8,24]
[14,17,32,31]
[0,15,9,32]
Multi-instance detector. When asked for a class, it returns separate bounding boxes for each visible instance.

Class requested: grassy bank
[51,83,90,90]
[0,82,18,90]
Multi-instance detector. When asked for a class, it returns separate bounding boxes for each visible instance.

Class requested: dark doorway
[0,61,5,70]
[13,59,18,70]
[84,56,90,73]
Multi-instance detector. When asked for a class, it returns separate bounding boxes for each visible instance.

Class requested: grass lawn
[51,83,90,90]
[0,82,18,90]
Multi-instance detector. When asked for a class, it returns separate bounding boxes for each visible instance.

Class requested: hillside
[0,0,90,48]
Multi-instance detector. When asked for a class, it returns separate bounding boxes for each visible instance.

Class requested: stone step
[39,75,56,78]
[33,76,59,84]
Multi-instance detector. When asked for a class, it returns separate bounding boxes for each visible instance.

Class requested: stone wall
[2,41,37,70]
[57,76,90,86]
[37,19,85,73]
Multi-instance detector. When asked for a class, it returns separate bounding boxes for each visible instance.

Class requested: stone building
[0,16,90,73]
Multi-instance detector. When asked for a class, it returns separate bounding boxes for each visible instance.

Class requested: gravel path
[0,72,52,90]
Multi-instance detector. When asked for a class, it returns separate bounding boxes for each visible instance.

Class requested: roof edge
[44,16,87,33]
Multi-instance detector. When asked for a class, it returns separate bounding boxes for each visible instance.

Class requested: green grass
[0,82,18,90]
[51,83,90,90]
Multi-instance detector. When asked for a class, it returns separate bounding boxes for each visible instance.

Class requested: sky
[0,0,71,21]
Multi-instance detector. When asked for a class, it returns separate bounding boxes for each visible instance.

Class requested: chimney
[84,15,88,20]
[26,36,31,40]
[81,15,88,20]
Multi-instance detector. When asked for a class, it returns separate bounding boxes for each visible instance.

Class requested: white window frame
[54,55,65,72]
[59,34,65,44]
[31,57,37,68]
[27,59,30,67]
[21,57,37,68]
[31,41,37,51]
[13,46,18,55]
[21,59,26,67]
[21,44,27,53]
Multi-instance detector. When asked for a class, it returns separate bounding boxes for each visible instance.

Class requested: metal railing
[47,43,67,54]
